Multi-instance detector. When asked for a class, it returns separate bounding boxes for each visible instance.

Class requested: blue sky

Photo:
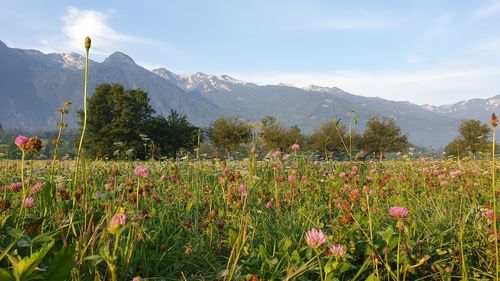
[1,0,500,105]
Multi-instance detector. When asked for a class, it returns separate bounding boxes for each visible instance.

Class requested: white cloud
[61,7,144,56]
[474,0,500,18]
[232,67,500,105]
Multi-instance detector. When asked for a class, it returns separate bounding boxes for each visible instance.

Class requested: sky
[1,0,500,105]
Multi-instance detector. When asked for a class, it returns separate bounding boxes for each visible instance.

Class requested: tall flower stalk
[73,37,91,191]
[15,135,28,216]
[491,113,498,280]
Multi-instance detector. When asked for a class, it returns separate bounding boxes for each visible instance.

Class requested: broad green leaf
[43,245,76,280]
[11,239,54,280]
[281,238,292,252]
[0,268,15,281]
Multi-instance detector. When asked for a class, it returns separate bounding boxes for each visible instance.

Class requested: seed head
[84,37,91,50]
[25,137,43,153]
[491,113,498,127]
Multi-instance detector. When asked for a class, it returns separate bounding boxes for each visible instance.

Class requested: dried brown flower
[491,113,498,127]
[25,137,43,153]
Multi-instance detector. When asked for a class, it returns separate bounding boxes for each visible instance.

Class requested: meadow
[1,37,498,281]
[0,153,498,280]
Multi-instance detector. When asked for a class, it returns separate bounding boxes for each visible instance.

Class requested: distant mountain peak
[177,72,248,92]
[61,52,86,70]
[104,51,136,65]
[304,84,343,93]
[0,40,7,48]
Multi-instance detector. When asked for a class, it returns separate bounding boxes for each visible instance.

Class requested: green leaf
[0,214,11,228]
[17,237,31,248]
[7,227,23,239]
[324,260,338,275]
[365,272,378,281]
[281,238,292,252]
[0,268,15,281]
[31,232,56,249]
[43,245,76,280]
[290,250,301,264]
[376,226,394,245]
[11,239,54,280]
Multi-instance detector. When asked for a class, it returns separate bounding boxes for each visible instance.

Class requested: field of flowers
[0,149,499,280]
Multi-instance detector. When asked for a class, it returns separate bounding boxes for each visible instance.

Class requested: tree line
[0,83,495,160]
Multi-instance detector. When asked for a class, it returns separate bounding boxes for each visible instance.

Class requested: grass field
[0,155,499,280]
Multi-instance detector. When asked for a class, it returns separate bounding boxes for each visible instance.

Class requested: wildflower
[389,206,409,219]
[57,187,70,200]
[265,201,273,208]
[238,184,248,196]
[305,228,327,248]
[10,182,22,193]
[134,166,148,178]
[160,175,167,181]
[492,113,498,127]
[329,244,346,257]
[0,186,4,192]
[449,170,461,180]
[23,197,35,209]
[0,199,10,213]
[29,182,44,195]
[104,183,112,191]
[132,277,141,281]
[349,189,360,201]
[272,150,282,158]
[25,136,43,153]
[339,172,347,178]
[422,167,430,174]
[151,191,160,202]
[287,175,295,183]
[369,168,377,174]
[15,135,28,149]
[109,212,127,234]
[291,143,300,151]
[440,180,449,187]
[484,209,496,221]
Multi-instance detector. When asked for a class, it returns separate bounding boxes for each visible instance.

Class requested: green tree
[147,110,199,159]
[259,117,304,152]
[310,119,351,158]
[78,83,154,160]
[208,115,253,158]
[360,116,409,160]
[445,119,490,157]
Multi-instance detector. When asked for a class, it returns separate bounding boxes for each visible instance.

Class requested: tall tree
[147,110,199,159]
[78,83,154,160]
[445,119,490,157]
[259,117,304,152]
[360,116,409,160]
[310,119,351,158]
[208,115,253,158]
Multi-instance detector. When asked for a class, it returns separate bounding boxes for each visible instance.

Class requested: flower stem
[19,149,25,217]
[492,126,498,281]
[397,230,401,281]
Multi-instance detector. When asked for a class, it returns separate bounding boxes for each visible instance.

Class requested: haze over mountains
[0,40,498,148]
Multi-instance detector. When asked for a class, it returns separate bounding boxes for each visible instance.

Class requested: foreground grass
[0,156,498,280]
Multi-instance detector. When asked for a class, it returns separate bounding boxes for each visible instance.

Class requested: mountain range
[0,40,498,148]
